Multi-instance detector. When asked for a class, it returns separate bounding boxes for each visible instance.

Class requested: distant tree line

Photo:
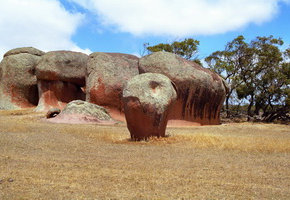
[145,36,290,122]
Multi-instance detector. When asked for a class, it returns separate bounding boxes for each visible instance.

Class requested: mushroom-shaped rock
[47,100,116,124]
[139,52,228,125]
[35,51,88,111]
[86,52,139,118]
[122,73,177,140]
[0,47,44,110]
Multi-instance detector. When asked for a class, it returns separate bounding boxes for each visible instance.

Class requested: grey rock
[36,51,88,86]
[0,47,43,110]
[8,178,14,182]
[60,100,112,121]
[4,47,45,57]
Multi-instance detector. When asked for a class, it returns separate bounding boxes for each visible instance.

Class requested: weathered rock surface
[47,100,115,124]
[35,51,88,111]
[86,52,139,114]
[0,47,44,110]
[4,47,44,57]
[36,51,88,86]
[139,52,228,125]
[35,80,85,111]
[122,73,177,140]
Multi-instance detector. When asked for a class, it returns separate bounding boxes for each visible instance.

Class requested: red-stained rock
[35,80,85,111]
[35,51,88,111]
[0,47,44,110]
[86,52,139,115]
[122,73,177,140]
[139,52,228,125]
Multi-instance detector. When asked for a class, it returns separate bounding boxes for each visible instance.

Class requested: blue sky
[0,0,289,60]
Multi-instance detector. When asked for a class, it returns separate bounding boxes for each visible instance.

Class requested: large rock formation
[35,51,88,111]
[86,52,139,119]
[0,47,44,109]
[139,52,228,125]
[47,100,115,124]
[122,73,177,140]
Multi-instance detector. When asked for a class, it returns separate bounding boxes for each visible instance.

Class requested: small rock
[8,178,14,182]
[46,108,61,118]
[0,179,3,184]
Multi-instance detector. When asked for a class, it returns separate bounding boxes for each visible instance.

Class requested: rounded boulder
[86,52,139,113]
[35,51,88,111]
[0,47,44,110]
[139,52,228,125]
[47,100,115,124]
[36,50,88,86]
[122,73,177,140]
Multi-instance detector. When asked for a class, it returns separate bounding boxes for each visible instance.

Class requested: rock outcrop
[0,47,44,109]
[122,73,177,140]
[139,52,228,125]
[86,52,139,118]
[35,51,88,111]
[47,100,115,124]
[0,45,228,129]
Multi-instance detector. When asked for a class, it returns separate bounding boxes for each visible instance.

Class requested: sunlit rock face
[35,51,88,111]
[139,52,228,125]
[123,73,177,140]
[0,47,44,110]
[86,52,139,119]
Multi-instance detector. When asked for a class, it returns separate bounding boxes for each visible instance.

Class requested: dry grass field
[0,109,289,199]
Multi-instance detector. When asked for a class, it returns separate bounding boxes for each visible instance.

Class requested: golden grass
[0,109,290,199]
[0,109,289,153]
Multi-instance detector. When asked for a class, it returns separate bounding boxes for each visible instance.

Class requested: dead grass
[0,109,289,199]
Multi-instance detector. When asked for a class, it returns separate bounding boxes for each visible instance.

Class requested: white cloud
[0,0,91,58]
[70,0,287,37]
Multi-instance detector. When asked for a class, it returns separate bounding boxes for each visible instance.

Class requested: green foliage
[146,38,200,62]
[205,35,254,117]
[206,35,289,122]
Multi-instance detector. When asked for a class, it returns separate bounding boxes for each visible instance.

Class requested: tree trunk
[254,103,260,115]
[225,95,230,118]
[247,94,254,121]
